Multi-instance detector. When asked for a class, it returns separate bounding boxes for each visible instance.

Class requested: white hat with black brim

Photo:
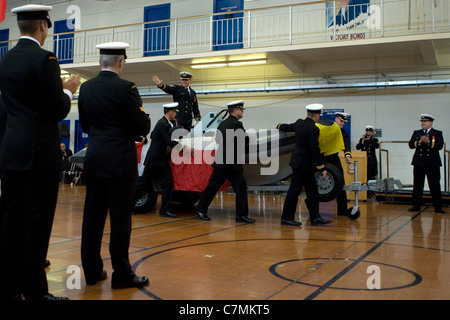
[335,112,350,122]
[227,100,245,111]
[163,102,179,113]
[305,103,324,113]
[12,4,53,28]
[96,42,130,59]
[420,114,435,121]
[180,72,193,80]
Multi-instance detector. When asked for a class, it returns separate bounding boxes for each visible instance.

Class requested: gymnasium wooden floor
[47,183,450,301]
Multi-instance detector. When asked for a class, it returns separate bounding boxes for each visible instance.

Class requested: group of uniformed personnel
[0,3,446,302]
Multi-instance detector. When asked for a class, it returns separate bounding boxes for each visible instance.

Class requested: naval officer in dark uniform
[0,4,81,301]
[356,125,379,181]
[78,42,150,289]
[134,103,192,218]
[152,72,201,131]
[277,103,332,226]
[196,100,255,223]
[408,114,445,213]
[325,112,352,216]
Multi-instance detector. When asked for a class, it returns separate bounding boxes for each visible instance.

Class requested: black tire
[316,162,345,202]
[347,207,361,220]
[133,188,158,213]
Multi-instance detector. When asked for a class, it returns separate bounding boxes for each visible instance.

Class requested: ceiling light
[191,63,228,69]
[191,59,267,69]
[228,59,267,66]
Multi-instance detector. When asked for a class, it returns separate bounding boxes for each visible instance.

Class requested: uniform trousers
[197,167,248,217]
[367,157,378,181]
[81,176,135,284]
[0,170,59,299]
[281,167,320,221]
[133,166,173,214]
[412,165,442,210]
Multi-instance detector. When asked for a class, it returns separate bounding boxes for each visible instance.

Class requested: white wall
[125,87,449,191]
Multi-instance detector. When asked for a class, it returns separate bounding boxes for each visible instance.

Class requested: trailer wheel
[347,207,361,220]
[133,188,158,213]
[316,162,345,202]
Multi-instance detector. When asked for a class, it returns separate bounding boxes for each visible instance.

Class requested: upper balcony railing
[1,0,450,63]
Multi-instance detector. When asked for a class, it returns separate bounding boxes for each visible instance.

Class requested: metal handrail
[2,0,450,63]
[379,140,409,179]
[379,140,448,193]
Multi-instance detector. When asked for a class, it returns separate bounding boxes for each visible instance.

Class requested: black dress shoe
[43,259,51,268]
[27,293,69,301]
[112,275,149,289]
[435,208,446,214]
[42,293,69,301]
[197,212,211,221]
[86,270,107,285]
[0,294,23,301]
[281,219,302,226]
[408,206,421,212]
[236,216,255,223]
[160,211,176,218]
[311,217,332,226]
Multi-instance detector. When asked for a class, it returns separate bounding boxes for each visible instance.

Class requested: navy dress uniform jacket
[0,38,72,299]
[79,71,150,178]
[0,38,71,171]
[0,94,6,177]
[277,116,325,221]
[196,114,250,217]
[144,116,182,169]
[212,115,249,172]
[342,128,352,157]
[157,83,200,129]
[356,136,379,178]
[278,117,325,172]
[409,128,443,167]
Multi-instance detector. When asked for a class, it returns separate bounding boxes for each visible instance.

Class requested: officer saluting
[79,42,150,289]
[152,72,201,131]
[0,4,80,301]
[408,114,445,213]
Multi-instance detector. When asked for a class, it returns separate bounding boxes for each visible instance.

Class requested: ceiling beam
[418,40,438,66]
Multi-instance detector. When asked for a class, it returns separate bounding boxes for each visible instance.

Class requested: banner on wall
[0,0,7,23]
[326,0,373,41]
